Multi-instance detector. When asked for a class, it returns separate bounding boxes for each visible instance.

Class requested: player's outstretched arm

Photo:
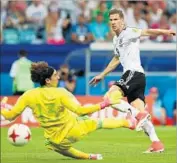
[1,93,28,121]
[89,56,120,86]
[60,88,121,116]
[141,29,176,37]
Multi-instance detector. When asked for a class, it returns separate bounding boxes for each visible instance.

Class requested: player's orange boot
[144,141,164,153]
[135,111,151,131]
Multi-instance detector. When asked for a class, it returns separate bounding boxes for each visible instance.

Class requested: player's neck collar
[116,26,126,36]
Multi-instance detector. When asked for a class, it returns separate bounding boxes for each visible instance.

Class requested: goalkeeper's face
[46,70,60,87]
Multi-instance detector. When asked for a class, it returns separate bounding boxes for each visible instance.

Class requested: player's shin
[112,100,140,117]
[142,120,160,142]
[142,120,164,153]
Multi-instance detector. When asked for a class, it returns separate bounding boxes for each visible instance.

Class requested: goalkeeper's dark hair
[31,61,54,86]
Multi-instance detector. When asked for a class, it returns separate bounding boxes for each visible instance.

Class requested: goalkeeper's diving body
[1,61,136,160]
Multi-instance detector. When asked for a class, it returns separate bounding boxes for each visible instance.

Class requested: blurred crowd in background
[1,0,176,44]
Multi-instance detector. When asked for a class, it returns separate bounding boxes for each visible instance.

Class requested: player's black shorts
[114,70,146,103]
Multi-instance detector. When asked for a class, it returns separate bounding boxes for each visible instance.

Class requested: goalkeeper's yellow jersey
[1,87,101,144]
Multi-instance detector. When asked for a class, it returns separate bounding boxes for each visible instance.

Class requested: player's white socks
[112,100,140,117]
[112,100,160,142]
[142,120,160,142]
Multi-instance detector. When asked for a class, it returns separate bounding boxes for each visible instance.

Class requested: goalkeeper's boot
[89,154,103,160]
[143,141,164,153]
[135,111,151,131]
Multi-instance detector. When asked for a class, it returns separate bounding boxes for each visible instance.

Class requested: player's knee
[104,88,123,104]
[131,98,145,111]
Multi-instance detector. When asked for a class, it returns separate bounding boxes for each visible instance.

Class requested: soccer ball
[8,124,31,146]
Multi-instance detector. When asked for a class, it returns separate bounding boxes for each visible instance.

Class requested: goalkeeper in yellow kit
[1,61,136,160]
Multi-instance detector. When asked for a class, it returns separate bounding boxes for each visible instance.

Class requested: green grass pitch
[1,126,176,163]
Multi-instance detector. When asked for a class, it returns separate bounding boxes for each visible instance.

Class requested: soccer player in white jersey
[89,8,176,153]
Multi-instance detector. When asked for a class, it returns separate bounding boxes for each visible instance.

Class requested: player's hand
[0,97,8,124]
[100,88,122,109]
[167,30,176,36]
[1,115,5,121]
[0,97,14,126]
[89,74,104,86]
[0,96,8,108]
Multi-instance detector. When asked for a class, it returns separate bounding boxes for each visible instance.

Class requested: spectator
[26,0,47,41]
[45,3,65,45]
[173,101,176,125]
[143,10,152,27]
[62,14,72,43]
[148,87,166,125]
[58,64,76,93]
[71,14,94,44]
[89,12,110,41]
[4,1,26,29]
[1,1,7,28]
[26,0,47,26]
[76,0,91,22]
[15,0,27,12]
[150,14,172,42]
[166,0,176,15]
[10,50,34,95]
[117,0,133,25]
[91,1,109,23]
[1,0,176,44]
[127,7,148,29]
[149,1,163,24]
[87,0,99,12]
[58,0,77,25]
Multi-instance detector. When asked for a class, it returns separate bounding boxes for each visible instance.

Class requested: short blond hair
[109,8,124,19]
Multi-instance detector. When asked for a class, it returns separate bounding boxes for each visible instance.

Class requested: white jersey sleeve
[128,27,142,39]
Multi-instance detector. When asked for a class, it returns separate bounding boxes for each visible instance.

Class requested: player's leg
[97,117,137,130]
[77,115,137,133]
[46,140,102,160]
[111,99,140,117]
[117,95,164,153]
[131,98,164,153]
[105,71,150,130]
[130,98,151,130]
[107,88,150,131]
[45,120,103,160]
[109,71,164,153]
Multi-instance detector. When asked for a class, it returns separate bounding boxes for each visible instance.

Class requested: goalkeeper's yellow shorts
[45,118,97,151]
